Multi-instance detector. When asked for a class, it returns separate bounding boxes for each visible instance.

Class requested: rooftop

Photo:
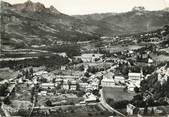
[128,73,141,76]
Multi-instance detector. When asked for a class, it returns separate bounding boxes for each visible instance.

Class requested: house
[101,78,115,87]
[33,71,48,76]
[158,74,168,85]
[18,78,23,84]
[41,73,55,82]
[41,83,55,89]
[127,104,138,115]
[79,83,89,89]
[86,84,93,91]
[61,66,66,70]
[69,81,77,90]
[127,83,136,92]
[128,72,142,84]
[84,93,97,103]
[57,52,67,57]
[91,82,99,90]
[39,91,47,96]
[55,78,63,84]
[148,58,154,64]
[62,80,69,90]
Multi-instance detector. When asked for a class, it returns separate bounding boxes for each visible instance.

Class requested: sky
[3,0,169,15]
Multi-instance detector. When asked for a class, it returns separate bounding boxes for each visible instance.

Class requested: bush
[3,97,11,105]
[46,100,52,106]
[18,109,30,117]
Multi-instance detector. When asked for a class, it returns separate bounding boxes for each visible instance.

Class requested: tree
[3,97,11,105]
[18,109,30,117]
[0,82,9,96]
[79,65,85,71]
[84,72,90,77]
[134,87,140,93]
[46,100,52,106]
[151,108,155,115]
[29,67,33,76]
[77,90,85,97]
[143,105,148,115]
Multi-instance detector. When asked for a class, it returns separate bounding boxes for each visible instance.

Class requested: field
[31,105,112,117]
[151,54,169,62]
[108,45,144,53]
[103,87,135,101]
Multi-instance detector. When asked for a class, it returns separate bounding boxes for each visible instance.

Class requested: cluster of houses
[101,67,143,92]
[157,65,169,85]
[75,53,103,63]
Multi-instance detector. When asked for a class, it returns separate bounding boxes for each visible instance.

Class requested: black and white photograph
[0,0,169,116]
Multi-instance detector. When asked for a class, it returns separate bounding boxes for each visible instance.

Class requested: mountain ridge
[1,1,169,49]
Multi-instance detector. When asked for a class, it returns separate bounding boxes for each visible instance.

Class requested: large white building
[101,78,115,87]
[128,72,142,84]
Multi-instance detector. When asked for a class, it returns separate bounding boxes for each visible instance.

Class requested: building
[128,73,142,84]
[148,58,154,64]
[86,84,93,91]
[55,78,63,84]
[75,54,103,63]
[69,81,77,90]
[101,78,115,87]
[127,104,137,115]
[84,93,97,103]
[41,83,55,89]
[61,66,66,70]
[158,74,168,85]
[127,83,136,92]
[91,82,99,90]
[62,80,69,90]
[33,71,48,76]
[114,75,125,84]
[79,83,89,89]
[39,91,47,96]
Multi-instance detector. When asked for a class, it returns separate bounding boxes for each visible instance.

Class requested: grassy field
[103,87,135,101]
[151,54,169,62]
[31,105,112,117]
[108,45,144,53]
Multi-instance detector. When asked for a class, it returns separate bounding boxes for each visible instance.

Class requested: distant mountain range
[1,0,169,49]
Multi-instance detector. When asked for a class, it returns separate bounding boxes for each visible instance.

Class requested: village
[1,0,169,116]
[1,27,169,117]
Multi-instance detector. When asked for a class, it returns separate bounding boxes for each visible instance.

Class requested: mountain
[13,0,61,15]
[163,7,169,12]
[76,8,169,35]
[0,0,99,49]
[1,1,169,50]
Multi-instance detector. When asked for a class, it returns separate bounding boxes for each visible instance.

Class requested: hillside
[0,1,99,49]
[1,1,169,50]
[76,7,169,35]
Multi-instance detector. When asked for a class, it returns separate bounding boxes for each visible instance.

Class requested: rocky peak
[0,1,12,8]
[13,0,62,15]
[49,5,61,14]
[13,0,46,12]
